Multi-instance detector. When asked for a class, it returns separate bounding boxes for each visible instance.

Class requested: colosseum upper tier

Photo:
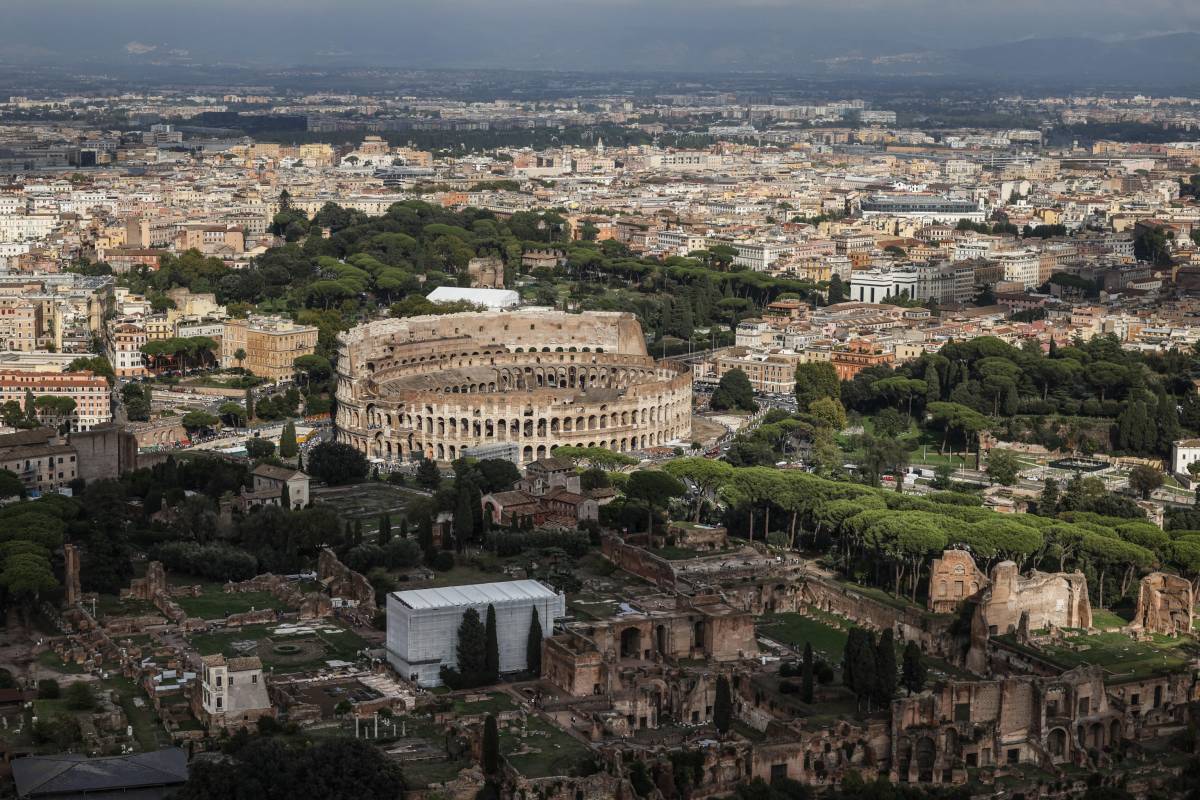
[334,309,692,463]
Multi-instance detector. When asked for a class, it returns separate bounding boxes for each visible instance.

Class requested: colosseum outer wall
[334,310,691,463]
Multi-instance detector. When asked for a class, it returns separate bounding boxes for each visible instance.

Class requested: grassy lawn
[94,594,160,619]
[499,714,592,779]
[403,758,470,787]
[36,650,86,674]
[1090,609,1130,629]
[1034,631,1200,680]
[452,692,516,715]
[174,588,289,620]
[102,676,169,751]
[189,622,368,672]
[839,580,925,612]
[422,563,504,588]
[757,612,849,666]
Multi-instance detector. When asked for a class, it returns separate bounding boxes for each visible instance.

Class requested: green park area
[757,610,849,666]
[1027,631,1200,680]
[498,713,593,779]
[173,586,290,620]
[187,622,370,673]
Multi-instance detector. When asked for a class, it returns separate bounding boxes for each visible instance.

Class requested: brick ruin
[926,549,988,614]
[967,561,1092,675]
[317,546,377,623]
[1129,572,1194,637]
[539,532,1200,798]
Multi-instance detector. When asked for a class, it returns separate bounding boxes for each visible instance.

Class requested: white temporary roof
[426,286,519,309]
[391,579,558,611]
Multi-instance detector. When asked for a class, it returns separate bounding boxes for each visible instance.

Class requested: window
[1007,749,1019,765]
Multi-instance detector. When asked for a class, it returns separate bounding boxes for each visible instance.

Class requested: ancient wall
[798,574,960,662]
[978,562,1092,636]
[1129,572,1194,636]
[599,534,677,590]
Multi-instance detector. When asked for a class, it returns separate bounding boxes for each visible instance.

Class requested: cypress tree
[399,517,409,538]
[1156,391,1182,457]
[526,606,543,676]
[713,675,732,735]
[378,513,392,546]
[853,629,877,711]
[244,387,254,421]
[296,450,303,472]
[485,604,500,680]
[456,608,487,678]
[801,642,814,704]
[902,640,926,695]
[279,419,298,458]
[354,519,364,546]
[874,629,897,706]
[842,628,861,690]
[482,714,500,775]
[280,481,291,510]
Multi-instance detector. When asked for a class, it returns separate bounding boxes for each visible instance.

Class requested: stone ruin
[223,573,333,620]
[1129,572,1194,637]
[317,546,377,621]
[63,543,81,607]
[967,560,1091,674]
[120,561,200,624]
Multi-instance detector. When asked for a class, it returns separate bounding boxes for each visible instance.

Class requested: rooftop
[391,579,559,611]
[12,749,188,799]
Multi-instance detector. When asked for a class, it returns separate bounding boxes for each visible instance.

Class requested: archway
[915,737,936,783]
[620,627,643,659]
[1047,728,1067,760]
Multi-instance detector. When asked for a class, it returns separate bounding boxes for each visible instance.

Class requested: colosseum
[334,309,692,463]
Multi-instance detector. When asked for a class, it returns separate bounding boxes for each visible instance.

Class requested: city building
[220,316,319,382]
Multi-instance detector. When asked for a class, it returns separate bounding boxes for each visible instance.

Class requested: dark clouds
[3,0,1200,72]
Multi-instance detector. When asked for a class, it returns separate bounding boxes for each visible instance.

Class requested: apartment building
[109,322,149,378]
[0,370,111,430]
[0,429,77,493]
[716,348,807,394]
[221,316,319,382]
[0,297,46,351]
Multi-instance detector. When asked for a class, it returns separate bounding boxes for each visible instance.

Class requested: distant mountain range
[6,31,1200,88]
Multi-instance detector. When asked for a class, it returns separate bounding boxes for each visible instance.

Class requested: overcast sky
[4,0,1200,71]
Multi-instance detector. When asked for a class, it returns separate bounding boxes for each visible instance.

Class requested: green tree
[901,640,926,695]
[794,362,840,413]
[456,607,487,678]
[181,410,218,434]
[986,449,1021,486]
[710,369,758,412]
[1038,477,1060,515]
[713,674,732,735]
[217,401,246,427]
[873,628,897,706]
[378,513,392,546]
[233,348,247,370]
[827,274,845,304]
[0,469,25,500]
[662,457,734,521]
[245,437,275,459]
[625,470,687,533]
[482,714,500,775]
[415,457,441,490]
[485,604,500,680]
[1128,465,1163,500]
[280,482,291,510]
[279,419,299,458]
[244,387,255,421]
[801,642,814,704]
[306,441,368,485]
[526,606,543,676]
[64,681,96,711]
